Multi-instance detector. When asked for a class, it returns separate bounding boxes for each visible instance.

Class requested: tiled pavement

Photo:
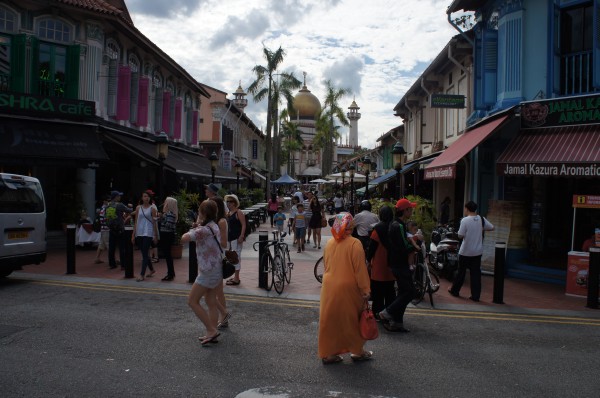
[14,216,600,316]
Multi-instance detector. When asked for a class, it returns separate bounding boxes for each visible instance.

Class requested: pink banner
[136,77,149,127]
[116,66,131,120]
[173,98,182,140]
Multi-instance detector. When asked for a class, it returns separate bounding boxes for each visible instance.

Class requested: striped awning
[497,125,600,177]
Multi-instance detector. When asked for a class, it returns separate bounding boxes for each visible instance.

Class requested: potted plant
[170,189,199,259]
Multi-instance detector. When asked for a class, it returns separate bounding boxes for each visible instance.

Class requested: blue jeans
[137,236,154,276]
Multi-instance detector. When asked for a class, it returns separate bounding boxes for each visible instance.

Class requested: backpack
[105,203,121,233]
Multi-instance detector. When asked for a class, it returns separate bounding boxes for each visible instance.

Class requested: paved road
[2,277,600,397]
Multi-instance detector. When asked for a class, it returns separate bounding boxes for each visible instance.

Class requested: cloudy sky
[127,0,460,148]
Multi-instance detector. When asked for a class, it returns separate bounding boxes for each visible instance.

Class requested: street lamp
[249,165,255,189]
[341,166,347,208]
[209,151,219,184]
[362,155,371,199]
[235,161,242,191]
[155,131,169,204]
[349,164,356,215]
[392,141,407,200]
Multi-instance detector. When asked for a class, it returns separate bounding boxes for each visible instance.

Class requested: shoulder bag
[359,299,379,340]
[210,227,236,279]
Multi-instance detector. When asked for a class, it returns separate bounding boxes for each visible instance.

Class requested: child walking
[273,206,286,240]
[292,203,306,253]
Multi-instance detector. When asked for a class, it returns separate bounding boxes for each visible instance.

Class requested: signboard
[252,139,258,159]
[499,163,600,177]
[430,94,465,109]
[521,93,600,128]
[0,92,95,119]
[424,165,455,180]
[572,195,600,209]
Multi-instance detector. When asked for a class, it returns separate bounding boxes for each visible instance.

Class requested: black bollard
[493,242,506,304]
[123,226,134,278]
[188,241,198,283]
[258,231,268,289]
[66,224,76,274]
[587,247,599,309]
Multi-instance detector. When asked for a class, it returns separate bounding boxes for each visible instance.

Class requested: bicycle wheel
[427,267,440,293]
[314,256,324,283]
[282,245,293,284]
[411,263,426,305]
[261,253,274,291]
[273,254,285,294]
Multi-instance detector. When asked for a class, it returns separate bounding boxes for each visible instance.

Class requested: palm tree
[247,46,300,177]
[280,109,303,176]
[270,74,302,177]
[317,80,351,176]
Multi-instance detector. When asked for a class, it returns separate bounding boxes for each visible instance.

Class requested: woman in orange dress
[318,212,372,364]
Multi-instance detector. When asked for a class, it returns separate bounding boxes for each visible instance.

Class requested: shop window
[0,35,10,91]
[559,2,594,94]
[38,43,66,97]
[0,7,16,32]
[105,40,119,116]
[38,19,71,42]
[128,54,140,124]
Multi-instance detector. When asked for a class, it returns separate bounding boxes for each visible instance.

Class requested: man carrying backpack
[107,190,133,270]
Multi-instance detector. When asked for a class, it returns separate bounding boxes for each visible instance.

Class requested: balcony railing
[0,72,9,91]
[561,51,593,95]
[38,79,66,98]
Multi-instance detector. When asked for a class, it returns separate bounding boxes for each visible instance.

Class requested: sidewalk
[15,216,600,316]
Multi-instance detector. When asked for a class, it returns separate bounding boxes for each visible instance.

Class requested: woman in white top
[132,191,159,281]
[209,197,232,329]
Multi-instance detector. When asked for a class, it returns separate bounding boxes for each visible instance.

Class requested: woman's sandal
[136,276,145,282]
[322,355,343,365]
[217,312,232,329]
[225,279,240,286]
[199,333,220,346]
[350,350,373,362]
[147,269,156,277]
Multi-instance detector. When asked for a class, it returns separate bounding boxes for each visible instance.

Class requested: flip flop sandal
[321,355,343,365]
[198,335,220,344]
[200,333,221,346]
[350,351,373,362]
[226,279,240,285]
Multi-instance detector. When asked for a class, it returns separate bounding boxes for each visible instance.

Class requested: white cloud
[129,0,457,148]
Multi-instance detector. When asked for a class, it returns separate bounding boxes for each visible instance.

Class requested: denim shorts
[296,227,306,239]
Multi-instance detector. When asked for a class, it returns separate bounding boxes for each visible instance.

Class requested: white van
[0,173,46,277]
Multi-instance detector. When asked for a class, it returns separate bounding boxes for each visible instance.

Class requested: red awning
[497,125,600,177]
[424,115,509,180]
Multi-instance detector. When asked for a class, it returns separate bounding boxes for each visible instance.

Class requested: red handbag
[359,300,379,340]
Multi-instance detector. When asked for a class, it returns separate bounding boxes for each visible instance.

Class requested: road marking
[26,279,600,327]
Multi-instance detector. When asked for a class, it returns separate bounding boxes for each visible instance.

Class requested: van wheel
[0,269,13,278]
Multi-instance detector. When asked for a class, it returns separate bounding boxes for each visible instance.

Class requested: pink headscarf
[330,212,355,241]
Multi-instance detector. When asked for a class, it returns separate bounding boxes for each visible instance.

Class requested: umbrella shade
[270,174,300,184]
[325,172,367,182]
[309,178,330,183]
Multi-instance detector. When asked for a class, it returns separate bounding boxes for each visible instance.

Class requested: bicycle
[253,231,293,294]
[314,256,324,283]
[411,243,440,307]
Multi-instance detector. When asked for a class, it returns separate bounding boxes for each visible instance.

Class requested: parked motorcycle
[428,224,460,281]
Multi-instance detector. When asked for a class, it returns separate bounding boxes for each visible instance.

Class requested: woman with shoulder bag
[209,197,232,329]
[309,194,324,249]
[225,194,246,286]
[132,191,158,281]
[181,200,222,345]
[159,196,178,281]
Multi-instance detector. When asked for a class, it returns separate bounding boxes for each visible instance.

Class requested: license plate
[8,231,28,240]
[447,253,458,261]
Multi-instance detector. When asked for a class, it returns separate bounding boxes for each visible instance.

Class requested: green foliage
[369,195,436,245]
[171,189,200,245]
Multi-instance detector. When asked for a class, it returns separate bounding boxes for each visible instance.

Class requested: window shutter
[185,107,193,143]
[154,87,163,132]
[10,34,27,92]
[107,59,117,116]
[191,110,199,145]
[173,98,182,140]
[65,44,80,99]
[551,3,561,95]
[30,37,39,95]
[115,65,131,120]
[129,72,139,124]
[482,28,498,107]
[593,2,600,87]
[136,76,149,127]
[161,91,171,134]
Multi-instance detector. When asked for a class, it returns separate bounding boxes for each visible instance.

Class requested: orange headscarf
[330,212,355,241]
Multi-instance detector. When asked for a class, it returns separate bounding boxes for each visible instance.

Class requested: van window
[0,176,45,213]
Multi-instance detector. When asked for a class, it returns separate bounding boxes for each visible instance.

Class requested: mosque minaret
[347,98,361,148]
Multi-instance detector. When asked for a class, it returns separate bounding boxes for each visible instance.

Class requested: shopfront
[497,95,600,286]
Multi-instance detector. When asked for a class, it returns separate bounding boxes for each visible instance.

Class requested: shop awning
[0,119,108,164]
[103,132,237,180]
[497,125,600,177]
[424,115,509,180]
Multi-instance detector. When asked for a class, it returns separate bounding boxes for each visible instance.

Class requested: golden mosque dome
[293,74,321,119]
